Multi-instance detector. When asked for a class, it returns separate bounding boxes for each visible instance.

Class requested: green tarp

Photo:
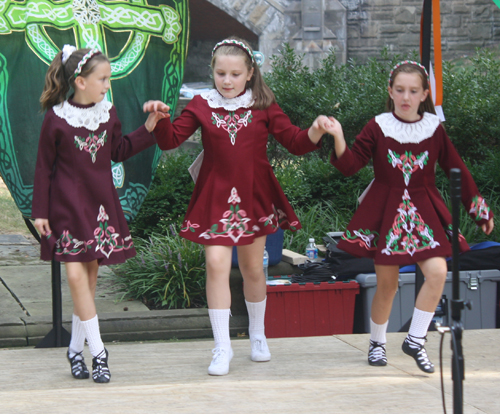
[0,0,189,221]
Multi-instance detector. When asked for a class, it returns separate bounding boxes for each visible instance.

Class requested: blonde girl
[144,37,331,376]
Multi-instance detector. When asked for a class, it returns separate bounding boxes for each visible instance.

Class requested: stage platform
[0,330,498,413]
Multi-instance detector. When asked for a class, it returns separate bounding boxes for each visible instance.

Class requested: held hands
[323,116,347,159]
[34,218,51,237]
[308,115,336,144]
[143,100,171,133]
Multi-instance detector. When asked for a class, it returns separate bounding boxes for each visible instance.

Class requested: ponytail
[247,60,276,110]
[40,51,70,111]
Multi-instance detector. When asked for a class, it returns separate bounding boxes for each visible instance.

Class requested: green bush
[283,201,351,254]
[274,153,374,211]
[264,45,416,162]
[110,232,207,309]
[443,49,500,160]
[129,150,196,238]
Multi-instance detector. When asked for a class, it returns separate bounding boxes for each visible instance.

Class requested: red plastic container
[265,280,360,338]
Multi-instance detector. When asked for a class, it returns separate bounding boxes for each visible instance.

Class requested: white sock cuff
[246,297,267,339]
[81,314,104,357]
[370,318,388,344]
[245,297,267,306]
[208,308,231,349]
[408,308,434,339]
[69,314,86,355]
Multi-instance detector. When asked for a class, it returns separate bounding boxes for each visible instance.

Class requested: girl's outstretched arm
[143,100,170,132]
[324,116,346,158]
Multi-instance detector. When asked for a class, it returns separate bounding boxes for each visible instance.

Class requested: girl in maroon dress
[325,61,494,373]
[33,45,167,383]
[145,38,331,376]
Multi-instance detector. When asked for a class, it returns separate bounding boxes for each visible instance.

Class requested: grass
[0,178,32,237]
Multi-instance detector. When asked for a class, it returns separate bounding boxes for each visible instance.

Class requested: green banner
[0,0,189,220]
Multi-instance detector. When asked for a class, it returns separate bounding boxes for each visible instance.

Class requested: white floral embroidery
[375,112,440,144]
[201,89,254,111]
[53,99,112,131]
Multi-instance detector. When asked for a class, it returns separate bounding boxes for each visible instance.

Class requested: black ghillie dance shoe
[368,340,387,366]
[67,350,90,379]
[402,335,435,374]
[92,348,111,383]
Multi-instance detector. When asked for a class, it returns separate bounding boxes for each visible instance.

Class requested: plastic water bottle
[306,238,318,261]
[263,249,269,277]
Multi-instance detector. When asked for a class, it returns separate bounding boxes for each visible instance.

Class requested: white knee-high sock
[81,315,105,357]
[408,308,434,346]
[208,309,231,350]
[69,314,86,356]
[370,318,388,344]
[245,297,267,339]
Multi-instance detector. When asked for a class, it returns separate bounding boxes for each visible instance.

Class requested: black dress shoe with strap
[368,340,387,366]
[402,335,435,373]
[92,348,111,383]
[67,350,90,379]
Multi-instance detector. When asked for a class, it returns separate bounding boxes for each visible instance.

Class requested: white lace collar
[200,89,254,111]
[375,112,440,144]
[53,99,112,131]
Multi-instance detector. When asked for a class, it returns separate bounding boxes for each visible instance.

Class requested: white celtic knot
[27,25,58,60]
[73,0,101,25]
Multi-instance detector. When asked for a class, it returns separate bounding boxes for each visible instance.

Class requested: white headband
[61,44,77,65]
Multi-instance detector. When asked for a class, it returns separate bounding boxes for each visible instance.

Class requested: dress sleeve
[436,126,494,226]
[330,119,377,176]
[32,111,57,219]
[267,103,320,155]
[110,107,157,162]
[153,99,201,150]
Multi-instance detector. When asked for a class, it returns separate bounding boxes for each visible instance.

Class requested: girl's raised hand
[324,116,344,139]
[308,115,334,144]
[34,218,51,237]
[143,100,170,114]
[143,100,171,132]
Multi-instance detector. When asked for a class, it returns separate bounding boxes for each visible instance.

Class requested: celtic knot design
[73,0,101,25]
[0,0,188,218]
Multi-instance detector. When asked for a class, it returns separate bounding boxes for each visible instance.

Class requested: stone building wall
[186,0,500,81]
[338,0,500,62]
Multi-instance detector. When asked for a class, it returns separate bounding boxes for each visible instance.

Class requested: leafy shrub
[110,232,207,309]
[264,45,416,163]
[129,150,196,238]
[443,49,500,161]
[274,153,374,211]
[283,201,352,254]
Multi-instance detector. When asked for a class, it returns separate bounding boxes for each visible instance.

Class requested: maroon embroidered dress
[32,98,156,264]
[153,89,319,245]
[331,112,493,265]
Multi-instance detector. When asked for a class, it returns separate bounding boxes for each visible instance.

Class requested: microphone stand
[449,168,468,414]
